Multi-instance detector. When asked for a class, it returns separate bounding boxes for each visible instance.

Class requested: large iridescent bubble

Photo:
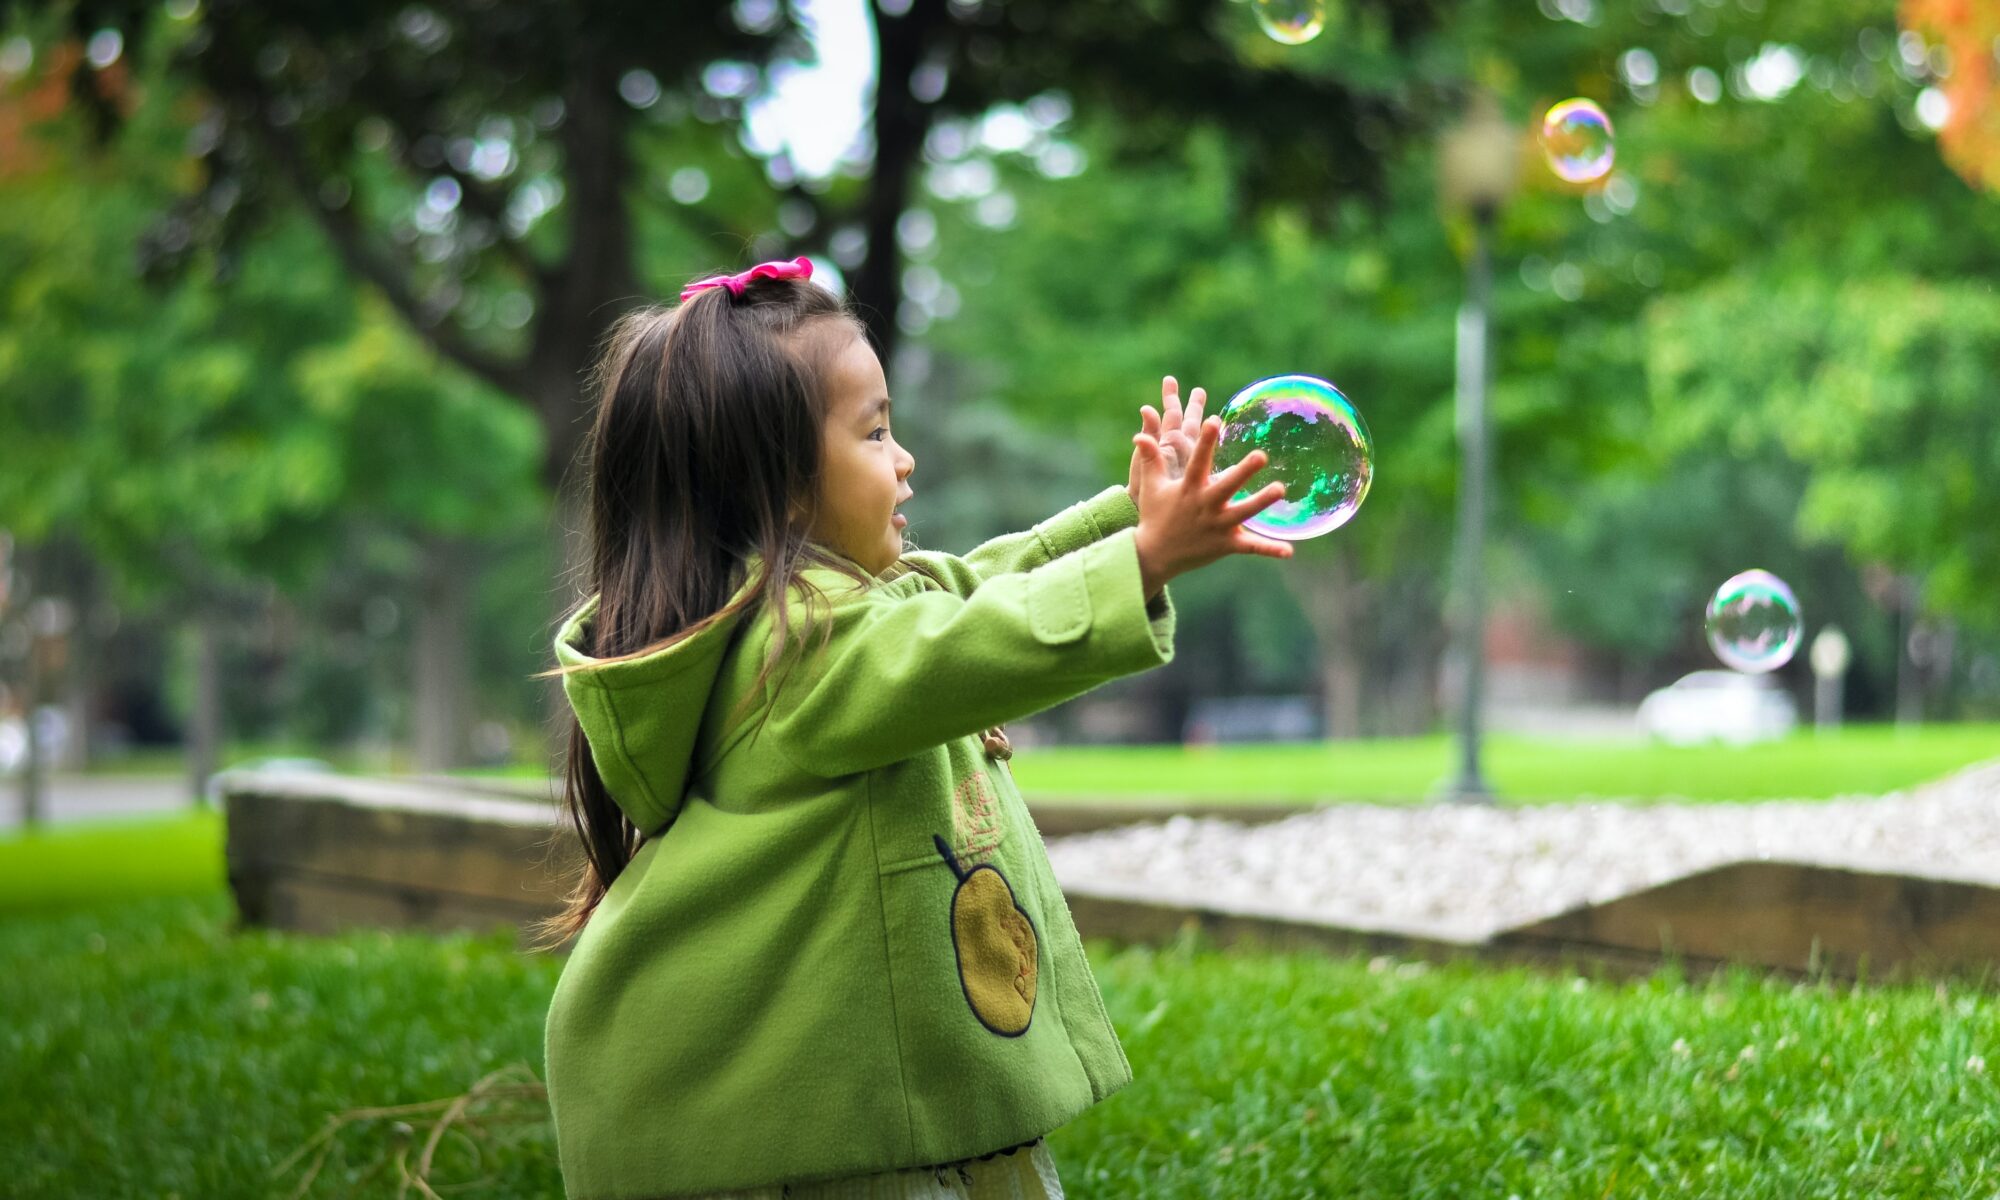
[1540,99,1616,184]
[1254,0,1325,45]
[1705,570,1802,673]
[1210,374,1373,541]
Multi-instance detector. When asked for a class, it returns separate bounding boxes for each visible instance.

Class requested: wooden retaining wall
[222,772,579,952]
[219,771,2000,984]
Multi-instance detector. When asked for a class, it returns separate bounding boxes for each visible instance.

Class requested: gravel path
[1044,758,2000,943]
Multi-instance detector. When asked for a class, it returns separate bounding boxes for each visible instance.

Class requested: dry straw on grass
[269,1063,551,1199]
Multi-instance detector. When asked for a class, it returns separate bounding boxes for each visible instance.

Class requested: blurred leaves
[0,63,540,613]
[1649,274,2000,629]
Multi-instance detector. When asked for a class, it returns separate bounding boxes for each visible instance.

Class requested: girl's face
[808,330,915,575]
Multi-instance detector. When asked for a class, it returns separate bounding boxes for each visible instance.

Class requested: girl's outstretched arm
[899,486,1139,598]
[763,527,1172,777]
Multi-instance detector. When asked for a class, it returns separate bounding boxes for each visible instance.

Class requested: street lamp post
[1437,92,1518,807]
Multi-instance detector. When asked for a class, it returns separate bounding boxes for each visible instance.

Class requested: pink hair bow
[679,256,814,302]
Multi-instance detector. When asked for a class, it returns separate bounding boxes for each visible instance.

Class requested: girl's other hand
[1128,375,1205,505]
[1130,415,1292,602]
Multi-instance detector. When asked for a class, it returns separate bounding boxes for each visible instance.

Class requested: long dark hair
[526,273,894,953]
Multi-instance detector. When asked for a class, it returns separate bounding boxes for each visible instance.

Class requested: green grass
[1007,723,2000,805]
[1,894,560,1198]
[6,892,1999,1197]
[78,740,398,780]
[0,808,225,914]
[72,724,2000,806]
[453,723,2000,805]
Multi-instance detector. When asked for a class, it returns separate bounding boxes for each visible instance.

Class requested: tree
[0,42,541,782]
[1649,275,2000,632]
[1903,0,2000,194]
[31,0,1451,564]
[910,0,2000,730]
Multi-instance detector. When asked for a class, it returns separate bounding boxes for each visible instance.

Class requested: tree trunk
[531,42,640,501]
[16,625,46,829]
[58,621,93,770]
[412,534,474,773]
[851,0,945,362]
[1894,588,1922,728]
[1374,576,1444,737]
[1288,545,1367,739]
[56,555,104,771]
[187,608,223,808]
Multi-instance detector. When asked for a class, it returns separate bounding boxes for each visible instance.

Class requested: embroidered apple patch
[933,834,1038,1036]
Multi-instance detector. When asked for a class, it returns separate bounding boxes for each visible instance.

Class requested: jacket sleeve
[899,485,1140,599]
[763,527,1174,777]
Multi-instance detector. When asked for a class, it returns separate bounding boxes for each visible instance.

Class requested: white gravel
[1045,758,2000,943]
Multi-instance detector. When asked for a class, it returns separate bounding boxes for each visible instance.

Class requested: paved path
[0,774,197,833]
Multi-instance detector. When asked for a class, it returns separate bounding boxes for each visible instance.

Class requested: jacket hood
[553,586,758,836]
[553,555,873,834]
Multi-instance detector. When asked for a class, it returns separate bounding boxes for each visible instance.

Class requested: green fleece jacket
[543,485,1175,1198]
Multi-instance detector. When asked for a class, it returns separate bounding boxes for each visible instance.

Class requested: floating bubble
[1541,99,1616,184]
[1211,374,1373,541]
[1254,0,1325,45]
[1705,570,1802,674]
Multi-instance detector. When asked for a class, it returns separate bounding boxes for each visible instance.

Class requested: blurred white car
[0,705,68,776]
[1637,670,1797,745]
[0,714,22,775]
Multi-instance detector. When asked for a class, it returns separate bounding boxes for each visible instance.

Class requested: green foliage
[0,72,543,613]
[1649,276,2000,627]
[930,122,1466,583]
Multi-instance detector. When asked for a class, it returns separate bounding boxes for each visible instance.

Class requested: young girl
[533,257,1292,1199]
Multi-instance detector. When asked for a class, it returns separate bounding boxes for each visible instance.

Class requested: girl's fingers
[1186,415,1223,486]
[1223,480,1288,522]
[1212,446,1273,496]
[1140,405,1161,439]
[1236,533,1295,560]
[1186,387,1206,430]
[1161,378,1182,428]
[1131,432,1162,476]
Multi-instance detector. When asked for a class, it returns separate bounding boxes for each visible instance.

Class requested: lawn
[0,807,225,914]
[72,724,2000,806]
[1005,723,2000,805]
[5,890,1998,1198]
[453,722,1999,805]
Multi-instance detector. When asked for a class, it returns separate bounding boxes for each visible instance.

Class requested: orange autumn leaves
[1902,0,2000,192]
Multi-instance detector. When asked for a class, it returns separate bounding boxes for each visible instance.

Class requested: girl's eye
[870,426,889,442]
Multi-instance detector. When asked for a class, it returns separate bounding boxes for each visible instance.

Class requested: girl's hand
[1130,415,1293,601]
[1127,375,1206,506]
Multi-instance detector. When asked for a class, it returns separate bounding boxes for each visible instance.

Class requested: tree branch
[244,108,531,400]
[371,106,552,289]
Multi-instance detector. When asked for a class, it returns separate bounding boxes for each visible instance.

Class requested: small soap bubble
[1211,374,1373,541]
[1254,0,1325,45]
[1705,570,1802,673]
[1541,99,1616,184]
